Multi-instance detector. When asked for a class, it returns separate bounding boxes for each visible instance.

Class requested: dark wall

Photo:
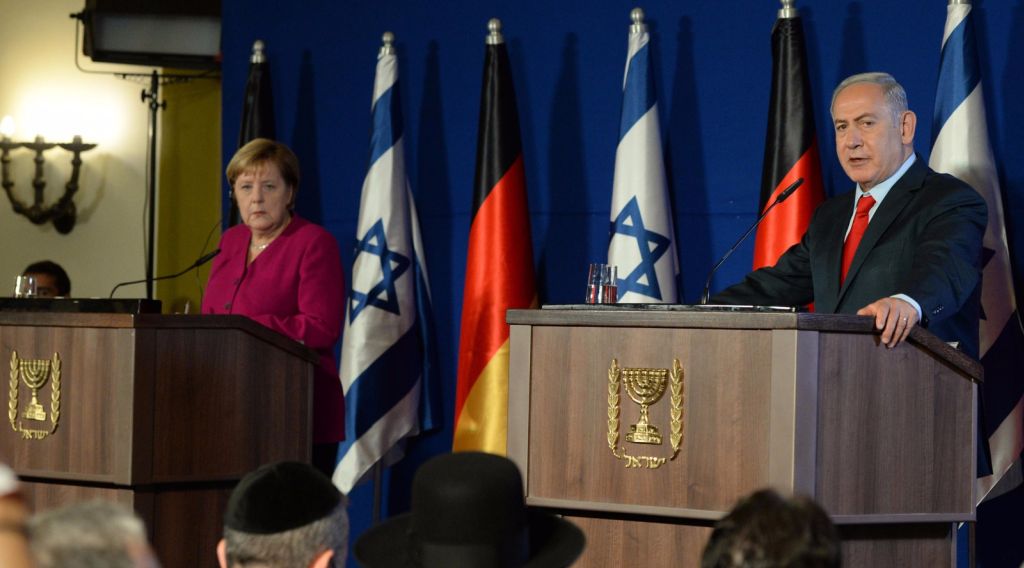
[220,0,1024,562]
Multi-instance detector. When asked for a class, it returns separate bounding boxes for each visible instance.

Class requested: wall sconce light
[0,116,96,234]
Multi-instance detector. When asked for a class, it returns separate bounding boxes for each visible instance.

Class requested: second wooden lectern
[1,312,317,568]
[507,307,980,567]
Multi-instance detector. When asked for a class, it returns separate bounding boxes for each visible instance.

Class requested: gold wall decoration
[607,358,684,469]
[8,351,62,440]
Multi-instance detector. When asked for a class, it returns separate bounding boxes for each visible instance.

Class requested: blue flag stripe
[344,322,423,439]
[618,43,656,142]
[932,16,980,141]
[368,82,404,168]
[980,314,1024,435]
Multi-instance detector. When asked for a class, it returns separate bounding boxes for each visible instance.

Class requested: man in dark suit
[712,72,987,358]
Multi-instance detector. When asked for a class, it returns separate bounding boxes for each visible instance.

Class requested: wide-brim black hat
[354,452,585,567]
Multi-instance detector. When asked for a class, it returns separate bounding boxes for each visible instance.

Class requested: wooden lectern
[507,307,981,567]
[1,312,317,567]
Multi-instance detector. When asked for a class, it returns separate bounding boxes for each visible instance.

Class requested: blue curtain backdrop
[220,0,1024,565]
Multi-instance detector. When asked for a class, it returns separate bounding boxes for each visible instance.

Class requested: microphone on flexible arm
[109,249,221,299]
[699,178,804,305]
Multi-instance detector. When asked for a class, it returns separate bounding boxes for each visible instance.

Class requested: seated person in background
[22,261,71,298]
[202,138,345,475]
[701,489,840,568]
[28,500,160,568]
[217,461,348,568]
[354,452,586,568]
[0,463,34,568]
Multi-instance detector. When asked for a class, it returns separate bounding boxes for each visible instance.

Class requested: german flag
[453,19,536,454]
[752,5,825,271]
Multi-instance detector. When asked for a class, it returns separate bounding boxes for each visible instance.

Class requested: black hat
[225,461,342,534]
[354,452,585,567]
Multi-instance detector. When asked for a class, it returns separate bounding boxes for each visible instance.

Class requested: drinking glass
[14,275,36,298]
[585,263,618,304]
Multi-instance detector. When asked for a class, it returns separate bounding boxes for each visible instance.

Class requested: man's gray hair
[830,72,909,125]
[224,503,349,568]
[28,500,158,568]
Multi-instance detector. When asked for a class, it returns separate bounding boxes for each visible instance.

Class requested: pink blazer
[202,215,346,443]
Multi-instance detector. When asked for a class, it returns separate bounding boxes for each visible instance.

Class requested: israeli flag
[334,35,439,493]
[930,3,1024,502]
[608,9,678,304]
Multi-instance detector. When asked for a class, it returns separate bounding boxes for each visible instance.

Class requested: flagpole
[367,31,398,521]
[371,462,383,523]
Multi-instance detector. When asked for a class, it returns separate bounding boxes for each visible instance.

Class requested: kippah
[225,461,342,534]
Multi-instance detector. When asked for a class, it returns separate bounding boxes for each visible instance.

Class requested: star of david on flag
[349,219,410,323]
[611,196,671,300]
[607,9,678,304]
[334,34,440,494]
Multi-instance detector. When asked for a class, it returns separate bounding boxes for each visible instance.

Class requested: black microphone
[109,249,221,298]
[699,178,804,305]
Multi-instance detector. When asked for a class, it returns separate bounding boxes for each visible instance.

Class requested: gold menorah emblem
[622,367,668,445]
[607,359,684,470]
[20,358,51,421]
[8,351,62,440]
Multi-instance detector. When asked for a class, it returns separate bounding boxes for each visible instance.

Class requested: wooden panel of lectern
[1,313,316,568]
[507,307,980,567]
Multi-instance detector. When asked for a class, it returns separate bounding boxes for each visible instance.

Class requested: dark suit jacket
[711,157,987,358]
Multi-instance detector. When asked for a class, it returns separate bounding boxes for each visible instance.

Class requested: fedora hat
[354,452,585,567]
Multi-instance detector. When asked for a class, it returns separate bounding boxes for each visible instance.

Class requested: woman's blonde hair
[226,138,301,193]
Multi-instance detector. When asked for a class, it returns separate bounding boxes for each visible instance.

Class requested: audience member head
[22,260,71,298]
[354,451,586,567]
[218,461,348,568]
[0,463,34,568]
[701,489,840,568]
[28,500,160,568]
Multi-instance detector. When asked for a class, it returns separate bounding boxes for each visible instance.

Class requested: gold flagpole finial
[250,40,266,64]
[380,31,395,56]
[487,18,504,45]
[630,7,646,35]
[778,0,798,19]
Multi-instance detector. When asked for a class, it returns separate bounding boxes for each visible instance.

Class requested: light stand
[69,11,219,299]
[141,70,166,299]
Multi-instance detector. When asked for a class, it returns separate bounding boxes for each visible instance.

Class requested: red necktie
[841,194,876,285]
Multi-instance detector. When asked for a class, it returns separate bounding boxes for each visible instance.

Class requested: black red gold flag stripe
[752,11,825,271]
[453,21,537,454]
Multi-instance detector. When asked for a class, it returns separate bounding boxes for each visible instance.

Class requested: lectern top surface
[542,304,800,312]
[0,298,161,314]
[508,307,982,382]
